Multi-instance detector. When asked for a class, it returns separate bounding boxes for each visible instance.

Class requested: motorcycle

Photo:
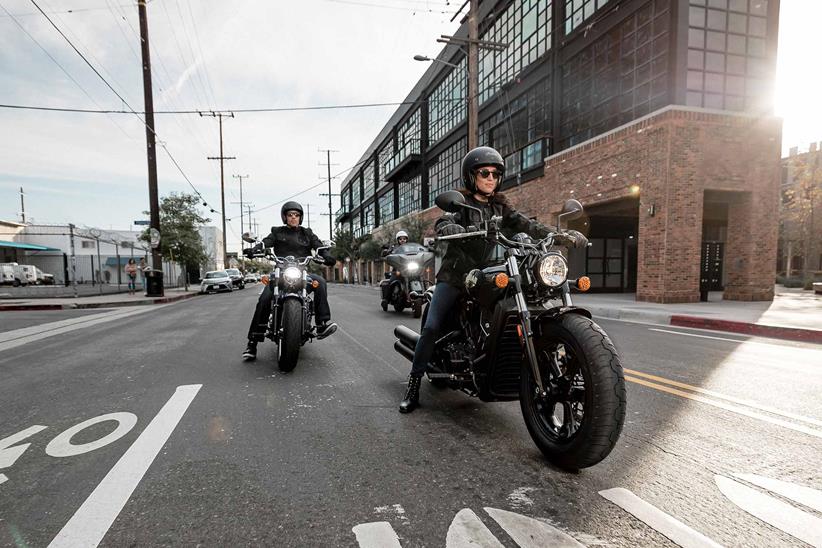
[393,191,626,470]
[242,233,332,372]
[380,242,434,318]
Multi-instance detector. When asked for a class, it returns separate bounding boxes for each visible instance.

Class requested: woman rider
[399,146,589,413]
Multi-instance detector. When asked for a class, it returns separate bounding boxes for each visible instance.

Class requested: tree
[140,193,210,290]
[782,152,822,288]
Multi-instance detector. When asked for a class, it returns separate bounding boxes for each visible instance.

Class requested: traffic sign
[133,220,150,226]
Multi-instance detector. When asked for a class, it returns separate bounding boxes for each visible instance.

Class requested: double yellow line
[624,368,822,439]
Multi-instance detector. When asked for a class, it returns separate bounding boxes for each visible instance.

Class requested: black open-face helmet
[461,146,505,194]
[281,201,304,224]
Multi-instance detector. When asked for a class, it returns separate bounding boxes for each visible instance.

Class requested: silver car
[200,270,233,294]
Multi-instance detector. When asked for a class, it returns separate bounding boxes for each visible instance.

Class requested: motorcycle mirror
[435,190,466,213]
[559,199,584,222]
[242,232,257,243]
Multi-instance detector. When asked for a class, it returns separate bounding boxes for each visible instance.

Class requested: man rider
[380,230,409,306]
[242,201,337,361]
[398,146,589,413]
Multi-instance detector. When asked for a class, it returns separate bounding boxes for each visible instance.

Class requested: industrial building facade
[336,0,781,303]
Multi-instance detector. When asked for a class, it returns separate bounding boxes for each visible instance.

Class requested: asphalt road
[0,283,820,547]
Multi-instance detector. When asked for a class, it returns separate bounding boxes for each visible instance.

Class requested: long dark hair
[456,187,510,207]
[127,258,135,264]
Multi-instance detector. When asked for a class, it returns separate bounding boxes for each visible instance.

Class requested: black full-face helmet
[461,146,505,194]
[281,201,304,225]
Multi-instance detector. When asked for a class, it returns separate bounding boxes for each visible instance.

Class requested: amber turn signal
[261,275,270,286]
[311,279,320,288]
[576,276,591,292]
[494,273,509,289]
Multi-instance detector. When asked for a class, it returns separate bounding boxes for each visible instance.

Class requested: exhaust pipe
[394,340,414,362]
[394,325,420,348]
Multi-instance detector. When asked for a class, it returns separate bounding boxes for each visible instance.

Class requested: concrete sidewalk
[570,286,821,343]
[0,288,201,310]
[336,282,821,344]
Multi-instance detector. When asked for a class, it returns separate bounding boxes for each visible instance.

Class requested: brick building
[335,0,782,303]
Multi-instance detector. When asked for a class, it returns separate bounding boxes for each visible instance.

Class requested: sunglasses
[286,212,301,218]
[476,168,503,180]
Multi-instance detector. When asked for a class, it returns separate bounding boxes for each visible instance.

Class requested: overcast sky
[0,0,818,249]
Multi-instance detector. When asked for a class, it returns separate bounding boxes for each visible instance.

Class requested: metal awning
[0,240,59,251]
[105,257,134,266]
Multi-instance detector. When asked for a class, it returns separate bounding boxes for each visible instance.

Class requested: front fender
[534,305,592,321]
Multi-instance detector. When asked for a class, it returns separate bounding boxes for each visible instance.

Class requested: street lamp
[413,54,458,68]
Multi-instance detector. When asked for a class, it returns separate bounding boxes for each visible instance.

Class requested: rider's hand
[242,248,255,258]
[438,223,465,237]
[323,255,337,266]
[466,225,480,233]
[554,230,588,249]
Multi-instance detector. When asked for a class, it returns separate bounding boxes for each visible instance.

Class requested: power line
[26,0,223,214]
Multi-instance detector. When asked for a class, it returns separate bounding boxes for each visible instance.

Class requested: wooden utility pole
[138,0,163,295]
[467,0,478,150]
[19,187,26,224]
[232,174,249,252]
[201,111,235,266]
[318,149,340,240]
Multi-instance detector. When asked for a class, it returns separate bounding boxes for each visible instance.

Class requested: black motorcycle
[393,191,626,470]
[243,234,331,372]
[380,242,434,318]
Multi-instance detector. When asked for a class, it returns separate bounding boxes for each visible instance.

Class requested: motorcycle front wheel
[520,313,626,470]
[277,299,302,372]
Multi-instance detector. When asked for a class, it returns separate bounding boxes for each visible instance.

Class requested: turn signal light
[576,276,591,292]
[311,279,320,288]
[495,273,509,289]
[261,275,270,286]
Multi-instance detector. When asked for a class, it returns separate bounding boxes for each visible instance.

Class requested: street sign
[133,220,150,226]
[149,228,160,249]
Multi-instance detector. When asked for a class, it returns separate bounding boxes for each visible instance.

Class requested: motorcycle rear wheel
[277,299,302,372]
[520,313,626,470]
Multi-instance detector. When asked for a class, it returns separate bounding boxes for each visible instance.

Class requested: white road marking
[599,488,723,548]
[45,413,138,458]
[446,508,504,548]
[648,328,783,346]
[0,474,7,485]
[48,384,201,548]
[626,376,822,439]
[352,522,403,548]
[484,507,585,548]
[0,424,48,469]
[337,325,405,375]
[625,369,822,428]
[733,473,822,513]
[715,475,822,547]
[0,306,165,353]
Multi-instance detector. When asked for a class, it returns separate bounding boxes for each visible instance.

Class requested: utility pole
[437,2,507,150]
[318,149,340,240]
[306,203,311,228]
[201,111,235,267]
[68,223,78,298]
[232,173,249,251]
[138,0,163,295]
[19,187,26,224]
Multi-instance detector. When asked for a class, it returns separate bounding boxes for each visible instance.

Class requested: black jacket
[261,226,334,263]
[435,192,553,287]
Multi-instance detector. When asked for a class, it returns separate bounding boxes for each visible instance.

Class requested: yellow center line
[624,368,822,428]
[625,375,822,439]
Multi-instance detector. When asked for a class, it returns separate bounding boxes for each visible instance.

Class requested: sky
[0,0,818,250]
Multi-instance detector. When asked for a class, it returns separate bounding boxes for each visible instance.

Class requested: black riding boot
[399,375,422,413]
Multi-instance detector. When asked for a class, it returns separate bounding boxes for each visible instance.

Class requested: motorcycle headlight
[535,254,568,287]
[283,267,302,284]
[407,262,419,272]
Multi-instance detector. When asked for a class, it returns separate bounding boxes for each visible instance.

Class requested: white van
[0,263,27,286]
[20,265,38,284]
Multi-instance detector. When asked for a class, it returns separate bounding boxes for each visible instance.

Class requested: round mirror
[435,190,466,213]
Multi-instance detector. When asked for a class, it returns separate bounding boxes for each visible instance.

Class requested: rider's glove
[553,230,588,249]
[466,225,480,233]
[437,223,465,236]
[323,255,337,266]
[242,247,255,258]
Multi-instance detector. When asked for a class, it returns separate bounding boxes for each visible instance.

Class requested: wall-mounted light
[647,203,656,217]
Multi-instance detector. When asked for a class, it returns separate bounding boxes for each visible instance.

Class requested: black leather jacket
[260,226,334,264]
[435,193,554,287]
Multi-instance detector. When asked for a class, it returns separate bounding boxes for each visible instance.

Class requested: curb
[0,292,199,311]
[670,315,822,344]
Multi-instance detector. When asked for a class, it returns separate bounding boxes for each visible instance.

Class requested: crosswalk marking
[352,521,402,548]
[733,473,822,513]
[715,475,822,547]
[484,507,585,548]
[598,488,723,548]
[446,508,505,548]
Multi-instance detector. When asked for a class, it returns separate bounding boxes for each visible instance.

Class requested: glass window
[749,0,767,16]
[705,72,724,93]
[728,12,746,34]
[565,0,609,35]
[351,174,361,206]
[428,59,467,144]
[748,16,766,36]
[689,6,705,27]
[397,175,422,218]
[704,93,724,109]
[727,54,746,74]
[378,188,394,224]
[363,160,376,199]
[705,52,725,72]
[688,49,705,69]
[706,31,725,51]
[686,91,703,106]
[747,37,765,56]
[726,74,745,95]
[727,34,746,54]
[427,138,465,205]
[706,9,727,31]
[689,28,705,48]
[728,0,747,12]
[687,70,704,90]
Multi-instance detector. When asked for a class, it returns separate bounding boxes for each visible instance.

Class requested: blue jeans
[410,282,462,377]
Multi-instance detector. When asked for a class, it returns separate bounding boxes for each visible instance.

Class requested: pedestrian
[125,258,138,295]
[138,257,147,290]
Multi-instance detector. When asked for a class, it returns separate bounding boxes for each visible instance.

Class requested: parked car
[244,272,257,283]
[0,263,27,286]
[199,270,233,294]
[224,268,245,289]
